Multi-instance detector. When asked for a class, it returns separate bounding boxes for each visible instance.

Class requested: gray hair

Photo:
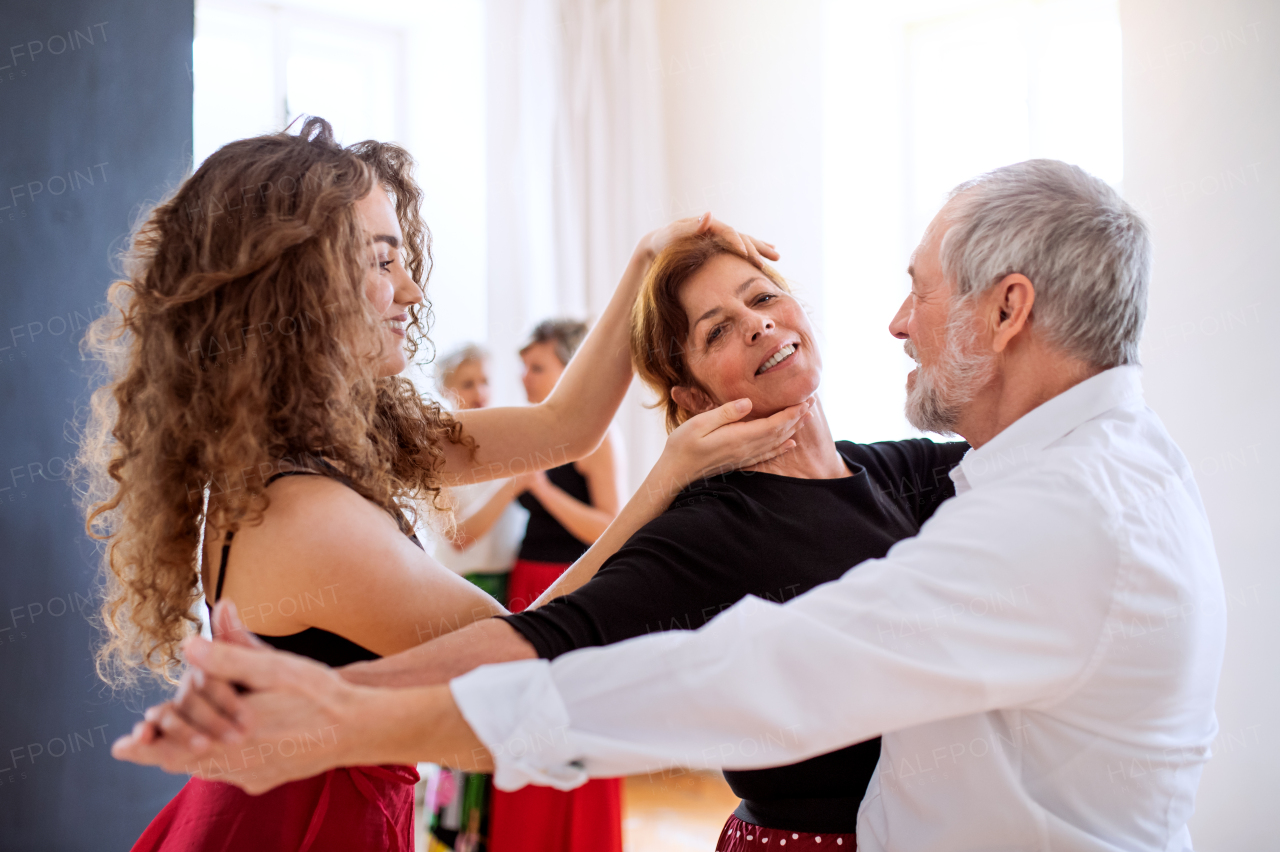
[939,159,1151,369]
[434,343,488,395]
[521,318,588,367]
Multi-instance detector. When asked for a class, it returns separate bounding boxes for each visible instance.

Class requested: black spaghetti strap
[265,467,327,486]
[211,466,328,604]
[212,530,235,603]
[209,459,422,604]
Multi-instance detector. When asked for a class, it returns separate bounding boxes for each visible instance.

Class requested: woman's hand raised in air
[637,212,780,268]
[644,397,814,503]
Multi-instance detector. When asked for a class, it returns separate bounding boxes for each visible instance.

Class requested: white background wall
[1121,0,1278,846]
[654,0,825,336]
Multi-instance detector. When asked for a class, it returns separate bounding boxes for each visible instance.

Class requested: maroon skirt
[717,814,857,851]
[131,764,419,852]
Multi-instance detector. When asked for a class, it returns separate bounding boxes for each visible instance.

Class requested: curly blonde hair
[78,117,470,685]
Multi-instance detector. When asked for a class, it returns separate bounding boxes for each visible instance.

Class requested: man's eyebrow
[373,234,400,249]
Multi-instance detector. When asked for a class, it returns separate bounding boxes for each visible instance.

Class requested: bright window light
[822,0,1123,443]
[191,0,488,400]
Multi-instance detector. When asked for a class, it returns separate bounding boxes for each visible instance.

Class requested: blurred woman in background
[509,320,623,607]
[419,344,526,851]
[489,319,625,852]
[431,344,528,606]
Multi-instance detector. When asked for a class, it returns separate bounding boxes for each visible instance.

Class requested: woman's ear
[671,385,714,415]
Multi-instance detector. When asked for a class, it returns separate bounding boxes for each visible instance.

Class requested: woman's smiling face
[354,185,422,378]
[674,252,821,419]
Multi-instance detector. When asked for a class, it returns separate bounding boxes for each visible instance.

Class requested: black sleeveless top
[515,461,594,563]
[209,461,424,668]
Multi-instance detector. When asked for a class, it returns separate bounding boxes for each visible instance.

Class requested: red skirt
[506,558,573,613]
[131,764,419,852]
[717,815,857,851]
[489,559,623,852]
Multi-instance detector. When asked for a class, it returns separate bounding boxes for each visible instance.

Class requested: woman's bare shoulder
[217,475,504,652]
[213,477,412,616]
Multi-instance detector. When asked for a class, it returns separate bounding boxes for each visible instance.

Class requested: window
[192,0,487,393]
[194,1,405,163]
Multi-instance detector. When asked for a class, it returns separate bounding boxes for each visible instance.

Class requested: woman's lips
[385,314,407,337]
[756,342,798,375]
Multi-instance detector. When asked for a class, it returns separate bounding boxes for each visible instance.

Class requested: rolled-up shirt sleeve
[451,466,1120,790]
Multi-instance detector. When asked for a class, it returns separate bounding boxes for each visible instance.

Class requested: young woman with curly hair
[80,117,785,851]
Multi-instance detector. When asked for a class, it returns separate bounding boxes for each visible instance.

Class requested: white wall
[821,0,1125,445]
[1120,0,1279,847]
[655,0,825,328]
[408,0,488,371]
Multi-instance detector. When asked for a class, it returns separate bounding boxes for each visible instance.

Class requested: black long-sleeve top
[500,438,968,834]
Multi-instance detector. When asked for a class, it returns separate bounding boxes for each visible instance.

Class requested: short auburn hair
[631,233,791,432]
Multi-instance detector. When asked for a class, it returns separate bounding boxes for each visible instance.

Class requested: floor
[622,770,739,852]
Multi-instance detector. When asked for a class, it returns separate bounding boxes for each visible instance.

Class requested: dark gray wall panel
[0,2,193,849]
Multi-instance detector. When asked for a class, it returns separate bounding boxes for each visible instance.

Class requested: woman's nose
[748,317,775,343]
[397,271,423,307]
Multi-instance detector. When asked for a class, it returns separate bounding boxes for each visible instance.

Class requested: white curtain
[486,0,670,491]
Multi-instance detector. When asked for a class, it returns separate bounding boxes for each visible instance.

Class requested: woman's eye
[379,259,394,272]
[756,294,775,305]
[706,325,724,344]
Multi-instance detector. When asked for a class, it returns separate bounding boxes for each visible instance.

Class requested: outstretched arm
[342,398,815,686]
[343,618,536,688]
[115,396,811,762]
[438,215,778,485]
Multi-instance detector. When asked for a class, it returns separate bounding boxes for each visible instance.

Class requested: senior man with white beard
[116,160,1225,852]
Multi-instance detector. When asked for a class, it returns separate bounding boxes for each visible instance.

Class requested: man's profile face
[890,201,996,434]
[894,211,952,390]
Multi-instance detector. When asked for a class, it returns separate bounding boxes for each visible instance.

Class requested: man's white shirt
[452,366,1226,851]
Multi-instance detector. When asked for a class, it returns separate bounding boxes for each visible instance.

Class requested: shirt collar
[951,365,1144,491]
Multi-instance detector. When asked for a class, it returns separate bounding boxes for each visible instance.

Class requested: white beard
[904,308,995,435]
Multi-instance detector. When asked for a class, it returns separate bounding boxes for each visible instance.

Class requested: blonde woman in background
[430,344,528,607]
[415,344,527,851]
